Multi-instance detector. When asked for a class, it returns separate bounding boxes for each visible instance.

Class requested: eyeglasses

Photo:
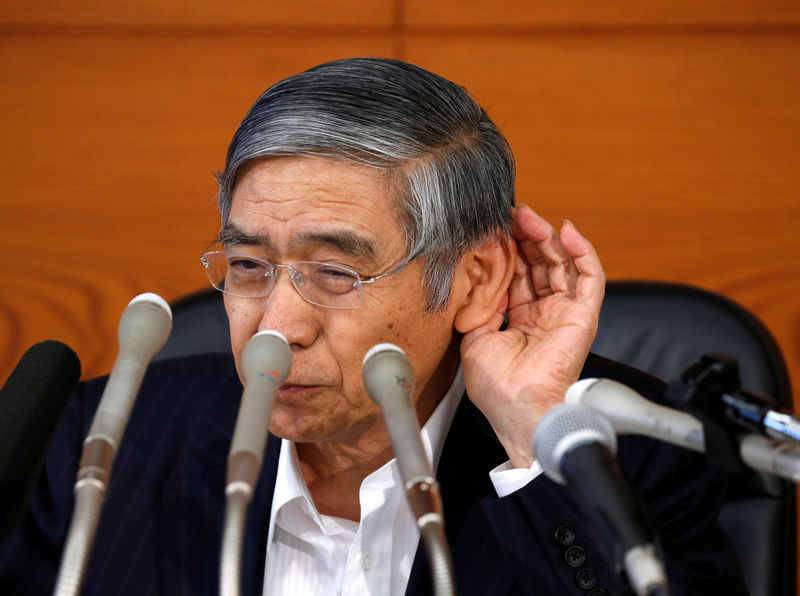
[200,251,403,309]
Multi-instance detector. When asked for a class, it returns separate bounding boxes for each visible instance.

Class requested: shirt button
[361,553,373,570]
[564,545,586,568]
[554,525,575,546]
[575,568,596,589]
[587,589,607,596]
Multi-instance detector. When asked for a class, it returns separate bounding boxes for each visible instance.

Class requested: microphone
[362,343,455,596]
[54,293,172,596]
[565,378,705,453]
[0,340,81,539]
[534,404,671,596]
[220,330,291,596]
[567,377,800,482]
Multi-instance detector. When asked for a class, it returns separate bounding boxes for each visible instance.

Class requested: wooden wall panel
[0,32,394,379]
[0,1,393,26]
[406,0,800,27]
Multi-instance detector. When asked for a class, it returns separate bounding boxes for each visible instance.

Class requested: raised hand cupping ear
[460,204,606,469]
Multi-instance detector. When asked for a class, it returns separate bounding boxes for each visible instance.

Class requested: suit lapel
[154,394,232,596]
[405,395,515,595]
[154,376,282,596]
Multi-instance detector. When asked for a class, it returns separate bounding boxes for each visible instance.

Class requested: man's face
[224,156,462,446]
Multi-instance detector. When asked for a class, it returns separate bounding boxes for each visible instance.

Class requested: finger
[507,251,537,311]
[560,220,605,310]
[512,204,578,296]
[511,206,556,297]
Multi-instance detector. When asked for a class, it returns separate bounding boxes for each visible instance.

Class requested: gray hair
[216,57,515,312]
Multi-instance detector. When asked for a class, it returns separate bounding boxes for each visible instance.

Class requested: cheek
[316,311,402,405]
[325,316,382,386]
[406,317,455,374]
[224,297,261,356]
[350,299,454,385]
[379,297,457,383]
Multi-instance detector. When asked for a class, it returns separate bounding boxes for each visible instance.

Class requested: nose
[257,266,319,348]
[275,264,307,290]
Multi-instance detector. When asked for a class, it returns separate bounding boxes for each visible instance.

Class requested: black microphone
[54,293,172,596]
[0,340,81,539]
[362,343,455,596]
[534,404,670,596]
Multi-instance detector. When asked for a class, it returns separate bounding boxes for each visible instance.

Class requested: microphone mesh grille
[534,404,617,482]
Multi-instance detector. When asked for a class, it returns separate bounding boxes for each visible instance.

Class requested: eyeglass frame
[200,250,406,309]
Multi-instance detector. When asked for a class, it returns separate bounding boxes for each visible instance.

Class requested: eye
[230,257,258,269]
[310,264,359,294]
[227,257,271,280]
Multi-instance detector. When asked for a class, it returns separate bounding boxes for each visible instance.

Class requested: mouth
[279,383,320,391]
[276,384,326,400]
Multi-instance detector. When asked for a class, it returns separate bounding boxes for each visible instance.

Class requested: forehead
[226,156,404,260]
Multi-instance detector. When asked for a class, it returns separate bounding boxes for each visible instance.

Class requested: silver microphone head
[226,330,292,491]
[362,343,415,409]
[117,293,173,361]
[240,330,292,387]
[534,403,617,484]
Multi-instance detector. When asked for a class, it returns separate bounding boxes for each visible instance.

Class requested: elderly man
[0,58,744,595]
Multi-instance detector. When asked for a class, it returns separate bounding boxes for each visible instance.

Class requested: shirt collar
[267,363,465,545]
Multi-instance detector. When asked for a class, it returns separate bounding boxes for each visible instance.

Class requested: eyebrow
[216,223,274,249]
[217,222,381,265]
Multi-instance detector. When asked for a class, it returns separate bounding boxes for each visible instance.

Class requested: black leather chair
[156,281,797,596]
[592,281,796,596]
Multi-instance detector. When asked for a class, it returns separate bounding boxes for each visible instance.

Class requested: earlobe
[453,236,516,333]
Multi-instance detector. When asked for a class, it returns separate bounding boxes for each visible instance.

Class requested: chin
[268,407,383,445]
[268,408,338,443]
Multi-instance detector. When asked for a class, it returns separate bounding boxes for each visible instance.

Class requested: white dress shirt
[262,365,543,595]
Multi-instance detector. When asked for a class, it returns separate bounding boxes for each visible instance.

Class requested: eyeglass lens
[202,252,364,308]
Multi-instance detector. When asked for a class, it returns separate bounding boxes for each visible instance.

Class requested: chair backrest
[592,280,796,596]
[157,283,797,596]
[154,289,231,361]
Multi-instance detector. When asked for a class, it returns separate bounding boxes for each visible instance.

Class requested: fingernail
[563,219,573,227]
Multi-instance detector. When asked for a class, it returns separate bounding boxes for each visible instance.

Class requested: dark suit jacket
[0,353,746,595]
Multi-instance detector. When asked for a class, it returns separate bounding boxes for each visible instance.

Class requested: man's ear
[453,235,516,333]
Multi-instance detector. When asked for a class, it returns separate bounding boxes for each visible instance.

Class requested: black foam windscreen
[0,340,81,539]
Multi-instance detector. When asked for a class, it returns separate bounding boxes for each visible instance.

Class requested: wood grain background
[1,1,799,575]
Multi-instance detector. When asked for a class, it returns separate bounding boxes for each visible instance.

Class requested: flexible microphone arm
[54,293,172,596]
[362,343,455,596]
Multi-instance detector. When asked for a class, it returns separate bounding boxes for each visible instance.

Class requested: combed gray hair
[216,57,515,312]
